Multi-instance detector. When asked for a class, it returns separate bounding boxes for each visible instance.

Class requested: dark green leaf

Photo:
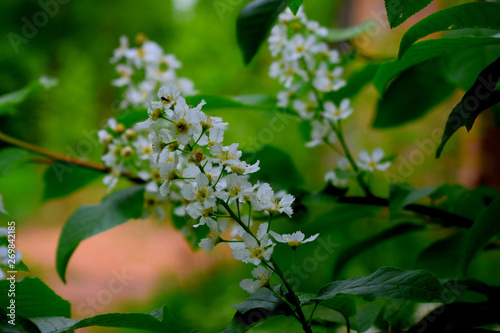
[389,183,437,216]
[320,295,357,318]
[31,306,177,333]
[232,287,280,314]
[333,223,425,277]
[353,299,386,332]
[236,0,288,64]
[374,37,500,93]
[399,2,500,58]
[463,196,500,274]
[385,0,434,29]
[436,57,500,158]
[0,277,70,320]
[374,58,456,128]
[243,145,304,190]
[287,0,302,15]
[43,164,102,201]
[56,186,145,283]
[314,267,443,303]
[415,231,466,278]
[0,148,28,177]
[326,21,377,42]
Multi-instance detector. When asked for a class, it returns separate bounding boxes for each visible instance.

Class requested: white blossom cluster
[268,8,392,187]
[110,34,197,109]
[0,228,22,280]
[134,83,319,294]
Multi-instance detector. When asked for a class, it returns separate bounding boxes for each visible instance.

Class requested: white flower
[182,173,216,218]
[229,223,274,265]
[292,92,317,119]
[306,119,337,147]
[306,21,328,37]
[158,153,179,196]
[322,99,353,123]
[158,84,182,109]
[110,36,129,63]
[313,62,346,92]
[286,34,316,61]
[324,157,352,187]
[269,25,288,57]
[199,218,225,251]
[269,231,319,248]
[278,7,307,25]
[250,183,294,217]
[112,64,133,87]
[216,174,256,203]
[170,98,202,145]
[358,148,392,172]
[0,195,7,215]
[240,266,273,294]
[0,246,22,265]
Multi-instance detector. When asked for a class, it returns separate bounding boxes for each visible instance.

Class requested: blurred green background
[1,0,498,332]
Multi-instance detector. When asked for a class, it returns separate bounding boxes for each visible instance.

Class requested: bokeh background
[1,0,499,332]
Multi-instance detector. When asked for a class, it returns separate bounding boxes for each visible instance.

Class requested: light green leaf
[374,37,500,93]
[0,78,56,116]
[32,306,177,333]
[0,277,70,320]
[116,109,148,127]
[333,222,424,277]
[288,0,302,15]
[399,2,500,58]
[236,0,288,64]
[314,267,443,303]
[463,197,500,274]
[326,21,376,42]
[56,186,145,283]
[385,0,434,29]
[43,164,102,201]
[0,148,28,177]
[374,58,456,128]
[389,183,437,216]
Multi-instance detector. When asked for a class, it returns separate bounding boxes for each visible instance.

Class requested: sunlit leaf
[384,0,434,29]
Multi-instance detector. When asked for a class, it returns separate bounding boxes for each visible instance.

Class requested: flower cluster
[268,8,392,187]
[135,83,319,293]
[110,34,197,109]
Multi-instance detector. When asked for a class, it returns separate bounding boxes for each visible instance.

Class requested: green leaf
[374,37,500,93]
[0,277,70,320]
[236,0,288,64]
[333,223,424,277]
[243,145,304,190]
[116,109,148,128]
[42,164,102,201]
[326,21,377,42]
[31,306,177,333]
[0,78,56,116]
[320,295,357,318]
[436,57,500,158]
[384,0,434,29]
[374,58,456,128]
[389,183,437,216]
[325,62,380,105]
[288,0,302,15]
[353,299,386,332]
[232,287,280,314]
[56,186,145,283]
[314,267,443,303]
[463,196,500,274]
[0,148,28,177]
[399,2,500,58]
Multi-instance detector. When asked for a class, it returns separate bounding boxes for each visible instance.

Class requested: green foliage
[0,79,56,116]
[42,164,102,201]
[314,267,443,303]
[374,58,455,128]
[333,222,425,277]
[31,306,178,333]
[384,0,434,29]
[374,37,500,93]
[325,21,377,42]
[0,148,28,177]
[0,277,70,320]
[186,94,295,115]
[463,197,500,274]
[236,0,288,64]
[399,2,500,58]
[56,186,145,283]
[288,0,303,15]
[117,109,148,128]
[436,57,500,158]
[388,183,436,216]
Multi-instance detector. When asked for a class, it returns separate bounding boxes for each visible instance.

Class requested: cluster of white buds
[110,34,197,109]
[136,83,319,293]
[268,8,392,186]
